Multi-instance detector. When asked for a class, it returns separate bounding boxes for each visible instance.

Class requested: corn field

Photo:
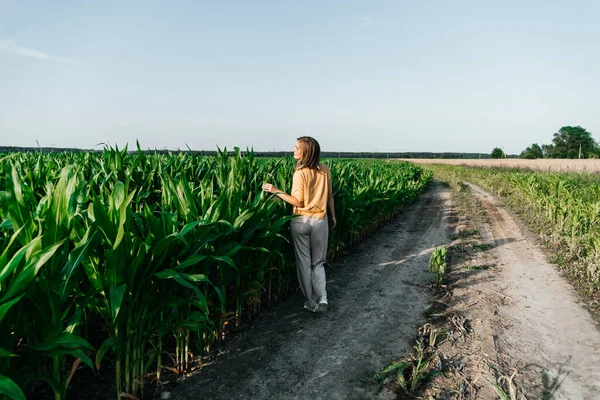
[423,164,600,298]
[0,146,432,399]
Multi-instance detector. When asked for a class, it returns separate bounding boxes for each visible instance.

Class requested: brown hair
[295,136,321,170]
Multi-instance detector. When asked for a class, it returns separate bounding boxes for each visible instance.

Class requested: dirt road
[163,182,600,399]
[467,183,600,399]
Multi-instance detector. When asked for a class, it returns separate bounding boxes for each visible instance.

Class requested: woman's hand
[329,216,337,229]
[262,183,280,194]
[262,184,303,207]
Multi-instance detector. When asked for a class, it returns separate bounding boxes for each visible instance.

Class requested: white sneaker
[317,297,328,312]
[304,301,318,313]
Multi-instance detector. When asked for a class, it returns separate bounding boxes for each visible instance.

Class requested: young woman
[262,136,336,312]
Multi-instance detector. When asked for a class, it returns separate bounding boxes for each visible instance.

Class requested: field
[0,148,432,400]
[2,150,600,399]
[402,158,600,172]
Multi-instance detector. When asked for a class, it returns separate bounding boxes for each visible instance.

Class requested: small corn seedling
[429,247,447,286]
[374,339,440,395]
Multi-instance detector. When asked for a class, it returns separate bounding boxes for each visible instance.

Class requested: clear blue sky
[1,1,599,154]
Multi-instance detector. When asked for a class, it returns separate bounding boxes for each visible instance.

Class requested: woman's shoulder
[297,164,330,176]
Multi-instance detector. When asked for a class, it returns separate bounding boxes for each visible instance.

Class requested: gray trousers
[290,216,328,308]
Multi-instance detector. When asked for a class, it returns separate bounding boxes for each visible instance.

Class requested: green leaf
[0,375,26,400]
[113,188,136,250]
[64,306,84,335]
[1,239,64,302]
[60,228,98,301]
[0,238,31,285]
[66,348,95,371]
[0,225,26,269]
[95,337,119,371]
[109,284,127,326]
[0,348,16,358]
[92,197,116,246]
[233,208,254,230]
[154,269,207,308]
[179,220,203,236]
[0,219,13,230]
[31,240,65,276]
[0,294,25,322]
[175,254,236,271]
[34,332,93,351]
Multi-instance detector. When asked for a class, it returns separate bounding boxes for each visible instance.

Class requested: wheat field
[403,158,600,173]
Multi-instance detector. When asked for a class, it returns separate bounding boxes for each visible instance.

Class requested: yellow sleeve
[291,170,304,202]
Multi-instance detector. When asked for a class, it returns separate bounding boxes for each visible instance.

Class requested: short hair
[295,136,321,170]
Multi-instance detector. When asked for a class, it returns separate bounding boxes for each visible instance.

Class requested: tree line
[0,146,493,159]
[518,126,598,159]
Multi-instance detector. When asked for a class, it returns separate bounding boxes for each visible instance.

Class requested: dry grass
[401,159,600,173]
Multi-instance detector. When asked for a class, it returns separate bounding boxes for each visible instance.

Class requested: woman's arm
[327,194,336,228]
[326,167,336,228]
[262,183,304,207]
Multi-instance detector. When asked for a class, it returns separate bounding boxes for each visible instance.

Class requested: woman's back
[292,163,332,219]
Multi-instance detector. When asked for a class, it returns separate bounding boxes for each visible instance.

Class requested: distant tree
[491,147,504,159]
[541,143,552,158]
[544,126,598,159]
[520,143,543,159]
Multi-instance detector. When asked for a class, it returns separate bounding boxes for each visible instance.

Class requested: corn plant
[429,247,447,286]
[374,339,440,395]
[0,162,97,400]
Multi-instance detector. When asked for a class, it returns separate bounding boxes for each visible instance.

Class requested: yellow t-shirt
[291,163,332,219]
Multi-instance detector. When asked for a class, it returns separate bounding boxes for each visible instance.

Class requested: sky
[1,1,599,154]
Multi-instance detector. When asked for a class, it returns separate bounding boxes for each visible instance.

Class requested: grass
[488,370,526,400]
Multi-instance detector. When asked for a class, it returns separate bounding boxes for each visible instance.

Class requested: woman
[262,136,336,313]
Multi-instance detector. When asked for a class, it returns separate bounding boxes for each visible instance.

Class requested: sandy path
[468,183,600,399]
[164,183,454,400]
